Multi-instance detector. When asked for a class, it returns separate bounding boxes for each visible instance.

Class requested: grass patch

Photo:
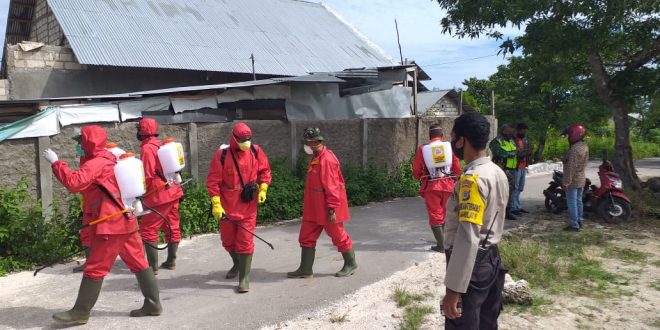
[329,313,348,323]
[393,287,426,308]
[508,295,555,316]
[400,305,435,330]
[499,229,622,298]
[650,279,660,291]
[602,246,648,264]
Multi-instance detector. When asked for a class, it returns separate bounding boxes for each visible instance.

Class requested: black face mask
[136,133,145,141]
[503,133,513,139]
[517,133,526,138]
[451,137,464,160]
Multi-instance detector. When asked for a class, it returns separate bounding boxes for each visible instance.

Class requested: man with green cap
[288,127,357,278]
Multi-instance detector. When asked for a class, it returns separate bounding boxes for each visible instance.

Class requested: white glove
[43,148,58,164]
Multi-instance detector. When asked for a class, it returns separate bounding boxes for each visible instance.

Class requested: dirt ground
[261,213,660,330]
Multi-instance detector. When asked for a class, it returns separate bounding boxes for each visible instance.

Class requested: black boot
[159,243,178,270]
[505,207,518,220]
[287,247,315,278]
[144,241,159,275]
[72,247,90,273]
[52,277,103,324]
[129,269,162,317]
[430,226,444,252]
[238,254,253,293]
[225,252,239,279]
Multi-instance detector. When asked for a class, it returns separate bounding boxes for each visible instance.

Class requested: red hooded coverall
[412,137,462,226]
[137,118,184,243]
[300,146,352,252]
[206,123,272,254]
[78,156,95,247]
[52,125,149,280]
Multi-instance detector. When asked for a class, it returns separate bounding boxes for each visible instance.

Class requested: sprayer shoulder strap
[220,145,258,166]
[147,142,168,182]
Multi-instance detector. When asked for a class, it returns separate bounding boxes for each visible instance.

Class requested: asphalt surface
[1,158,658,330]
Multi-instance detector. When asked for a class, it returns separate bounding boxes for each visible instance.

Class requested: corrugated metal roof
[47,0,397,75]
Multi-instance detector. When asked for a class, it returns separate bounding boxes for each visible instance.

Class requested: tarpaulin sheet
[285,84,412,120]
[217,89,254,103]
[119,96,171,121]
[1,107,59,141]
[147,108,228,124]
[58,103,120,126]
[171,94,218,113]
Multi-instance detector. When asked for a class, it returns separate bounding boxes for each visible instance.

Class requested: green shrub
[0,179,80,276]
[542,135,660,161]
[179,178,214,238]
[257,159,305,224]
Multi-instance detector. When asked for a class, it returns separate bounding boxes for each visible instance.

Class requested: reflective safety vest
[498,138,518,169]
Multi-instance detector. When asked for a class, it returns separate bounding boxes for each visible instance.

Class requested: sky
[0,0,521,89]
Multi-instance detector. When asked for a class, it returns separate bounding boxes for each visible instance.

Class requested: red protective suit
[78,156,94,247]
[206,123,272,254]
[138,118,184,243]
[299,146,352,252]
[412,137,462,226]
[52,125,148,280]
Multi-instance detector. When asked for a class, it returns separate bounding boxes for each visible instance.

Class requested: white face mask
[304,145,313,155]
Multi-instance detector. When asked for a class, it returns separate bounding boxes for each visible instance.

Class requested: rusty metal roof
[46,0,397,75]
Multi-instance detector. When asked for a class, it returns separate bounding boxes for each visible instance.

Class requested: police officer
[441,112,508,330]
[489,124,518,220]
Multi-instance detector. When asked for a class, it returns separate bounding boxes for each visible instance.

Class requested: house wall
[425,95,460,117]
[28,0,67,46]
[4,44,278,99]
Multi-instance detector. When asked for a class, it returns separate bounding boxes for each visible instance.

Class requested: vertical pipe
[37,136,53,221]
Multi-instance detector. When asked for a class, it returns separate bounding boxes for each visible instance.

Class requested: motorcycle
[543,158,632,223]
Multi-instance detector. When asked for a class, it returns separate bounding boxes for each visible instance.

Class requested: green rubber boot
[52,277,103,324]
[287,247,315,278]
[225,252,239,279]
[430,225,445,252]
[159,243,178,270]
[335,249,357,277]
[144,241,159,275]
[72,247,90,273]
[237,254,253,293]
[129,268,162,317]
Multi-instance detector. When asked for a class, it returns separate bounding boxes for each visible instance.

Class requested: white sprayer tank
[157,138,185,184]
[105,143,126,160]
[114,152,146,213]
[421,140,453,178]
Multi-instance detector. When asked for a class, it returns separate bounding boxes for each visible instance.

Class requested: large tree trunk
[587,51,641,190]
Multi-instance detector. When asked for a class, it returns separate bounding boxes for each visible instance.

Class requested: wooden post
[491,90,495,116]
[187,122,199,179]
[361,119,368,167]
[37,136,53,220]
[289,121,297,170]
[412,67,418,116]
[459,91,463,115]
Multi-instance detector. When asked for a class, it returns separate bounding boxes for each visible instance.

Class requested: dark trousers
[445,247,507,330]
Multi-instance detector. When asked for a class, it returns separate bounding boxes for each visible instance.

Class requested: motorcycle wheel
[544,190,566,214]
[597,197,632,223]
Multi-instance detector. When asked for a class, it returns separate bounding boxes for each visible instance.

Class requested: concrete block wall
[7,45,82,72]
[28,0,67,46]
[0,115,496,212]
[0,80,8,101]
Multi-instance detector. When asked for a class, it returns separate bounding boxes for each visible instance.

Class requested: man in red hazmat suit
[43,125,161,325]
[412,124,461,252]
[206,122,271,293]
[136,118,184,274]
[287,127,357,278]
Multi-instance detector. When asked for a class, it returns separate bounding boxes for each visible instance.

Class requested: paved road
[1,158,657,329]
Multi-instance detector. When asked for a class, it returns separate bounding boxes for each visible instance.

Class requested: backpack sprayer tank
[105,143,126,160]
[422,140,453,178]
[114,152,146,213]
[158,138,185,184]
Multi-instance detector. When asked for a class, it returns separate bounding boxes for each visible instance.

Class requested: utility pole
[250,53,256,81]
[395,19,403,65]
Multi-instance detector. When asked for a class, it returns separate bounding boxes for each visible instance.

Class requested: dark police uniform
[444,156,508,330]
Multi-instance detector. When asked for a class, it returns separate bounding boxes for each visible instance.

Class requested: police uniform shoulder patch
[458,173,485,225]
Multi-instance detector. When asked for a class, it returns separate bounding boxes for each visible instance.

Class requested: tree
[462,77,494,114]
[436,0,660,189]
